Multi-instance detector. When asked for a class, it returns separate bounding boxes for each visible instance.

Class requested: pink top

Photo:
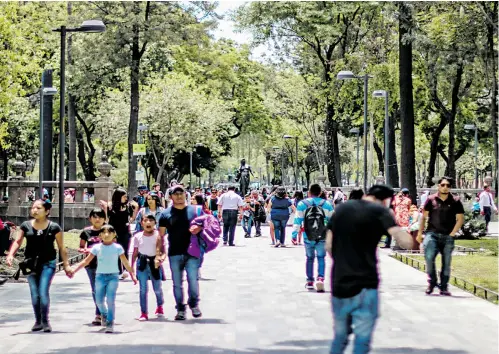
[132,231,158,257]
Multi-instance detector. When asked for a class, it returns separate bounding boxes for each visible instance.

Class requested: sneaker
[105,321,114,333]
[291,238,298,245]
[155,306,164,317]
[425,285,435,295]
[31,322,43,332]
[255,233,262,237]
[274,241,281,248]
[244,233,250,238]
[440,290,452,296]
[223,241,228,246]
[92,315,102,326]
[120,271,129,280]
[316,277,325,293]
[305,281,314,290]
[101,315,107,327]
[191,306,202,318]
[42,322,52,333]
[280,244,286,248]
[175,310,186,321]
[138,313,148,321]
[270,241,275,246]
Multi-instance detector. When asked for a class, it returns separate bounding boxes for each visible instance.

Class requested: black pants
[222,210,238,245]
[254,219,261,235]
[117,233,131,274]
[484,206,492,229]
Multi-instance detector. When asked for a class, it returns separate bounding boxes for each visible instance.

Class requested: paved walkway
[0,226,497,354]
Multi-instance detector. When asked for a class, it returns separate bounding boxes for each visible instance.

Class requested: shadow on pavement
[372,348,470,354]
[44,344,238,354]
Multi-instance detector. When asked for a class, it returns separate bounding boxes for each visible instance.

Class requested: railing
[391,252,499,304]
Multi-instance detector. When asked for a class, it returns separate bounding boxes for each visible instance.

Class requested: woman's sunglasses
[439,183,451,187]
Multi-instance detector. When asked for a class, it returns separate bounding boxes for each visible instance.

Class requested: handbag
[18,222,51,276]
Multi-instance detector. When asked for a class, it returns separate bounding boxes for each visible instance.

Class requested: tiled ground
[0,226,497,354]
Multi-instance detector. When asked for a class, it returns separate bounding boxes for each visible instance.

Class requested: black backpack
[303,199,327,242]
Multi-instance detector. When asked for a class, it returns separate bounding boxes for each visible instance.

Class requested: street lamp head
[349,128,360,134]
[42,87,58,96]
[464,124,476,130]
[77,20,106,33]
[337,70,357,80]
[283,135,294,139]
[372,90,387,98]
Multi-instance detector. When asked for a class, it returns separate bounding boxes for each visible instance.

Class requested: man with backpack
[293,184,334,292]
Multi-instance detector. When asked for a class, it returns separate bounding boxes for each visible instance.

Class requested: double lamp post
[50,20,106,229]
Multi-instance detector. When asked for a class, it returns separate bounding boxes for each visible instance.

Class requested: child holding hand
[72,225,137,333]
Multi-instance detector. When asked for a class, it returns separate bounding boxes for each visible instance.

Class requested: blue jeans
[169,254,200,311]
[27,259,56,323]
[242,215,253,235]
[305,240,326,281]
[95,273,119,323]
[85,267,101,316]
[137,258,164,314]
[331,289,379,354]
[272,218,288,244]
[424,232,455,290]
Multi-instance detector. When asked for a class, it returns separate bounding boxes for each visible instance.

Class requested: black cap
[169,185,185,195]
[143,213,157,222]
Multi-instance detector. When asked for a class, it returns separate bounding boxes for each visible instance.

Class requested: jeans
[305,240,326,281]
[117,233,131,274]
[95,273,119,323]
[484,206,492,229]
[384,234,392,247]
[169,254,200,311]
[222,210,238,245]
[85,267,101,316]
[253,219,261,235]
[242,215,253,235]
[27,259,56,323]
[424,232,454,290]
[137,260,164,314]
[330,289,379,354]
[272,218,288,244]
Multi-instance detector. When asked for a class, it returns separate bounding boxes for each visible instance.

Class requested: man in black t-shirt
[326,185,413,354]
[417,176,465,296]
[158,185,204,321]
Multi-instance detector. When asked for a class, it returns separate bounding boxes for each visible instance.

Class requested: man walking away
[417,177,465,296]
[293,184,334,292]
[326,185,413,354]
[217,186,244,246]
[479,184,498,232]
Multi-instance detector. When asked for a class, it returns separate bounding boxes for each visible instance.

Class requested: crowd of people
[2,177,496,353]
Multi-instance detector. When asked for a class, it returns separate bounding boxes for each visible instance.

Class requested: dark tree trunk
[398,2,417,203]
[388,107,399,187]
[325,101,341,187]
[426,117,447,187]
[373,138,384,177]
[446,62,464,186]
[128,20,141,195]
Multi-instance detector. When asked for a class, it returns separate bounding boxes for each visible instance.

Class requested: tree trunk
[388,108,399,187]
[325,102,341,187]
[128,21,140,195]
[373,138,384,177]
[446,62,464,186]
[486,2,498,195]
[67,2,77,181]
[398,2,417,203]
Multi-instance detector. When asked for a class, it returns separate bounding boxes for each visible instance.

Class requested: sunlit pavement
[0,226,497,354]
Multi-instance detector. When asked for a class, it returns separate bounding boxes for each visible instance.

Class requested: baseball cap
[401,188,409,194]
[138,185,148,191]
[169,185,185,195]
[143,213,157,222]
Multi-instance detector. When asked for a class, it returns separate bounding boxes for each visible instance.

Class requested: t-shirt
[270,196,292,220]
[159,206,203,256]
[79,227,101,269]
[133,231,159,257]
[424,193,465,235]
[327,200,397,298]
[108,205,133,236]
[20,221,62,263]
[209,198,219,212]
[91,243,124,274]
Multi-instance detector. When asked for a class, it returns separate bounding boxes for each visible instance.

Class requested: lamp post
[373,90,390,186]
[337,70,372,191]
[190,143,203,190]
[464,124,478,188]
[53,20,105,230]
[283,135,299,191]
[272,146,281,184]
[39,86,58,198]
[349,128,360,187]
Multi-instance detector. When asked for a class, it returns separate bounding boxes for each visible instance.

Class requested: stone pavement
[0,226,498,354]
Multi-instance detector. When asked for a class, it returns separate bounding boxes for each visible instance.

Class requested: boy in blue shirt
[292,184,334,292]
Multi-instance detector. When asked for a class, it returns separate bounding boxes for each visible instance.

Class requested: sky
[211,1,268,60]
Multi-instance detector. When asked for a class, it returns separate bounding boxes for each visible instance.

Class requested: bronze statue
[235,159,254,196]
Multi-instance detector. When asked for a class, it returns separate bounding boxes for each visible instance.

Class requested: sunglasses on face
[440,183,451,187]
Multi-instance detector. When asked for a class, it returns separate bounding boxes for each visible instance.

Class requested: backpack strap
[318,199,326,207]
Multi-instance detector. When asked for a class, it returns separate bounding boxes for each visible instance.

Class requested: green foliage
[458,211,488,239]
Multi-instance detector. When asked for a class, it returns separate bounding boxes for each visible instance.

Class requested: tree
[398,2,417,200]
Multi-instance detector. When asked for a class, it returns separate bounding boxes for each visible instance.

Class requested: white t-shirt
[133,231,159,257]
[218,191,244,211]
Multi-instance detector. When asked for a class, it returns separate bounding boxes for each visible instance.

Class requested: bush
[457,211,487,239]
